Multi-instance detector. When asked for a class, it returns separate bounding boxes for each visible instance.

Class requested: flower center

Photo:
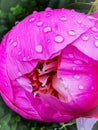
[26,57,59,97]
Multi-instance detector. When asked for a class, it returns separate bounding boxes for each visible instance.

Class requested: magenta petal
[58,45,98,112]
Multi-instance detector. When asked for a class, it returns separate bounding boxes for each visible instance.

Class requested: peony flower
[0,8,98,129]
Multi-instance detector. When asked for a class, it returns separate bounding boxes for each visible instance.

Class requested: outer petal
[5,8,95,79]
[57,45,98,113]
[1,80,43,121]
[76,117,97,130]
[72,17,98,61]
[0,34,13,100]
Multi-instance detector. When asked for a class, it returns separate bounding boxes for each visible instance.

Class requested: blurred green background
[0,0,98,130]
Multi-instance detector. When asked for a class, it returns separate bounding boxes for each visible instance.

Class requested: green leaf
[66,2,92,13]
[0,124,10,130]
[0,114,11,125]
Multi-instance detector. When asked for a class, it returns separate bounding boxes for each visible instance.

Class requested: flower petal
[76,117,97,130]
[5,9,95,79]
[58,45,98,113]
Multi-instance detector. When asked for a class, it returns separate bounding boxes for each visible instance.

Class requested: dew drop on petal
[4,82,8,87]
[29,17,35,22]
[54,35,64,43]
[60,16,67,21]
[94,40,98,47]
[9,39,13,44]
[36,21,43,26]
[45,7,52,11]
[68,53,74,58]
[43,26,52,33]
[13,41,17,47]
[68,30,75,36]
[82,35,88,41]
[23,57,27,61]
[35,45,43,53]
[77,20,82,24]
[74,60,82,64]
[74,75,81,79]
[91,27,98,32]
[18,71,22,77]
[95,36,98,40]
[18,51,21,55]
[79,85,84,90]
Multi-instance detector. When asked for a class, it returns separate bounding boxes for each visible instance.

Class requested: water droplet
[54,35,64,43]
[15,21,19,25]
[47,39,51,43]
[94,40,98,47]
[13,41,17,47]
[87,16,95,20]
[71,14,74,17]
[79,85,84,89]
[68,30,75,36]
[43,26,52,32]
[60,16,67,21]
[82,35,88,41]
[18,51,21,55]
[74,60,82,64]
[18,72,22,76]
[36,21,43,26]
[5,82,8,86]
[68,53,74,58]
[77,20,82,24]
[91,27,98,32]
[45,7,52,11]
[29,17,35,22]
[95,36,98,39]
[74,75,80,79]
[9,39,13,44]
[23,57,27,61]
[72,66,76,70]
[35,45,43,53]
[33,11,37,14]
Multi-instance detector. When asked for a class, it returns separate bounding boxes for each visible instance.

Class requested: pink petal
[5,8,95,79]
[72,19,98,60]
[76,117,97,130]
[58,45,98,113]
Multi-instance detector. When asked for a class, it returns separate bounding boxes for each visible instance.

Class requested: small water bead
[91,27,98,32]
[79,85,84,90]
[45,7,52,11]
[68,53,74,58]
[82,35,89,41]
[18,72,22,77]
[36,21,43,26]
[95,36,98,40]
[23,57,27,61]
[94,40,98,47]
[13,41,17,47]
[4,82,8,87]
[60,16,67,21]
[35,45,43,53]
[74,75,81,79]
[77,20,82,24]
[29,17,35,22]
[43,26,52,33]
[9,39,13,44]
[54,35,64,43]
[18,51,22,55]
[68,30,75,36]
[74,60,82,65]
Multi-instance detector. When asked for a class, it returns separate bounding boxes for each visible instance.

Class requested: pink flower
[0,8,98,126]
